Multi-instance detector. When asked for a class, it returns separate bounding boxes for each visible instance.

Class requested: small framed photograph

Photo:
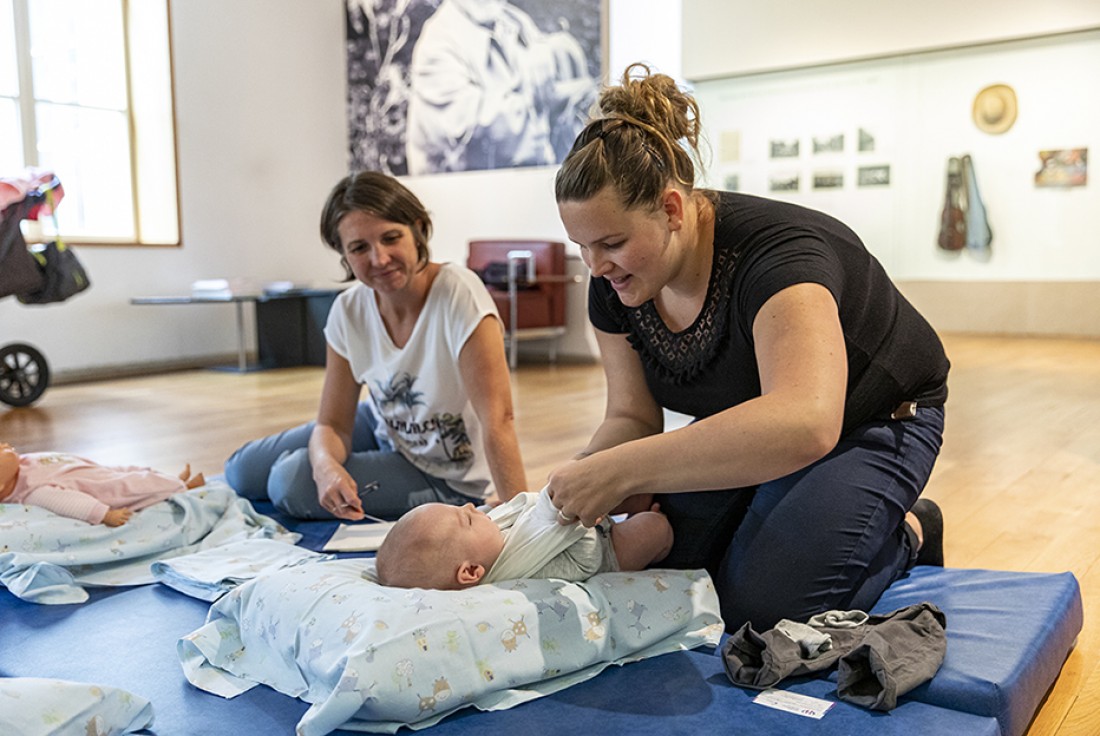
[719,130,742,163]
[769,174,800,192]
[857,165,890,187]
[813,171,844,190]
[858,128,875,152]
[813,133,844,154]
[770,139,800,159]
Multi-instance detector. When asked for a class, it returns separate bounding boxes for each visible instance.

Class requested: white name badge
[753,688,836,719]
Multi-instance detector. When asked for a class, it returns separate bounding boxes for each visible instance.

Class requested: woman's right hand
[546,453,630,529]
[310,348,367,521]
[314,459,365,521]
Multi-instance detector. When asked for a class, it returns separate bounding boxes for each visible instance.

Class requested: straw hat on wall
[972,84,1018,135]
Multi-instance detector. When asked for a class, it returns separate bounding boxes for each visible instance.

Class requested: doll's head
[376,503,505,590]
[0,443,20,501]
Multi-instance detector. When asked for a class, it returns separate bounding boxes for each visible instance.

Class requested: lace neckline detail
[604,206,738,384]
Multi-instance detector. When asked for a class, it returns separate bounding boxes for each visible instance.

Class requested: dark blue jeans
[223,402,473,520]
[655,407,945,632]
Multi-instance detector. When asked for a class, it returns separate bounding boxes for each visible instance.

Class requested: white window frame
[4,0,180,247]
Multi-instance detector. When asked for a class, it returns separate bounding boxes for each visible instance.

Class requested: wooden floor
[3,333,1098,735]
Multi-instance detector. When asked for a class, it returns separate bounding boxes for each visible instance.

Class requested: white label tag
[752,689,835,719]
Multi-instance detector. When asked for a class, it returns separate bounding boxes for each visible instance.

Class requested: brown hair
[319,171,433,281]
[555,63,707,211]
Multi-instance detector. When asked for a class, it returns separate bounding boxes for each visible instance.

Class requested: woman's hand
[546,453,629,528]
[310,347,366,521]
[314,458,365,521]
[547,329,664,527]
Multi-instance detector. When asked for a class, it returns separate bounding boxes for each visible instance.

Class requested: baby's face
[0,444,19,500]
[430,503,505,567]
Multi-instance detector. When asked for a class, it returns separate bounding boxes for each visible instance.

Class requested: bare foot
[178,464,191,482]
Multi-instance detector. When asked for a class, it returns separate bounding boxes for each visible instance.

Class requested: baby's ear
[456,562,486,586]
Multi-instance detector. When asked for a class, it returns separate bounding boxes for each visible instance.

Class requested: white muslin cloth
[482,487,617,584]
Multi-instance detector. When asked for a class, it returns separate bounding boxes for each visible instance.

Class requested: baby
[375,487,673,589]
[0,443,205,526]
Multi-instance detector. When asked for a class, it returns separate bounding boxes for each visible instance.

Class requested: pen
[359,481,385,522]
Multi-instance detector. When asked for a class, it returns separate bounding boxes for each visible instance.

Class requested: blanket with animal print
[0,480,297,604]
[179,558,723,734]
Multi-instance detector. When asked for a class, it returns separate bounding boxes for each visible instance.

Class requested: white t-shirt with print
[324,263,501,499]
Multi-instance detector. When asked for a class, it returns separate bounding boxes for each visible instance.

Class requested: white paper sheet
[321,522,395,552]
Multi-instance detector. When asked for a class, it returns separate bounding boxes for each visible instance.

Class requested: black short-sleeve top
[588,191,949,435]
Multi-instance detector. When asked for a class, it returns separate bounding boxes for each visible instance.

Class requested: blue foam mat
[873,566,1082,736]
[2,584,999,736]
[1,502,1081,736]
[427,644,1002,736]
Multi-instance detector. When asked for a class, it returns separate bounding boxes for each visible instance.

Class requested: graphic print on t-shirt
[376,372,423,410]
[437,412,473,462]
[374,372,474,465]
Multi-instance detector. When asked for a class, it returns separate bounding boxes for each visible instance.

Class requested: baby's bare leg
[610,506,674,571]
[610,493,655,516]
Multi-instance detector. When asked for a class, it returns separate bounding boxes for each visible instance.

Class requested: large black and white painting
[346,0,601,175]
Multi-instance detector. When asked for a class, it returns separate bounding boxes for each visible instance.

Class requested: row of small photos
[723,165,891,194]
[770,128,877,158]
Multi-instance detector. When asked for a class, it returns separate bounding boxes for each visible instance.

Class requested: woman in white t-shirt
[225,172,528,520]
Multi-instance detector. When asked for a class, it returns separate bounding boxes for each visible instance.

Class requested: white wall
[682,0,1100,79]
[693,30,1100,282]
[3,1,1095,378]
[2,0,349,374]
[3,0,685,376]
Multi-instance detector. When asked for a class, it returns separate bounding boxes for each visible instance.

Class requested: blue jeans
[223,402,476,520]
[655,406,945,632]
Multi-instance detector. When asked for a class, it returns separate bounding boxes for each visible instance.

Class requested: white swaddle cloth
[482,487,616,584]
[151,538,333,601]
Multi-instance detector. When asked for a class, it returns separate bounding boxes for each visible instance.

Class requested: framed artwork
[769,138,800,159]
[858,127,875,152]
[769,173,800,192]
[857,164,890,187]
[813,171,844,190]
[346,0,603,175]
[1034,148,1088,188]
[812,133,844,154]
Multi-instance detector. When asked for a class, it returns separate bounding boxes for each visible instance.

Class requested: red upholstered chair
[467,240,569,367]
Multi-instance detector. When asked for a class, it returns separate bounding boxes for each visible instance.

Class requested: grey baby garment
[721,602,947,711]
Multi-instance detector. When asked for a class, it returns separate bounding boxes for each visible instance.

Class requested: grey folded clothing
[722,602,946,711]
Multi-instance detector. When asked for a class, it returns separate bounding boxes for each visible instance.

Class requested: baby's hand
[103,508,133,527]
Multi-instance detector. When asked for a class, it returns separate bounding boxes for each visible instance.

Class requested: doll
[0,442,205,526]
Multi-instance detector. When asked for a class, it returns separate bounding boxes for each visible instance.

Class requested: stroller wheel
[0,343,50,407]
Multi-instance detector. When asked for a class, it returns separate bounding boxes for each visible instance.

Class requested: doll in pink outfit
[0,443,205,526]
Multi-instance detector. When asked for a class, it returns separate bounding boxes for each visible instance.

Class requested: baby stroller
[0,172,89,407]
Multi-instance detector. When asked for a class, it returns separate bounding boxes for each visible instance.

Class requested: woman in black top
[547,64,949,631]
